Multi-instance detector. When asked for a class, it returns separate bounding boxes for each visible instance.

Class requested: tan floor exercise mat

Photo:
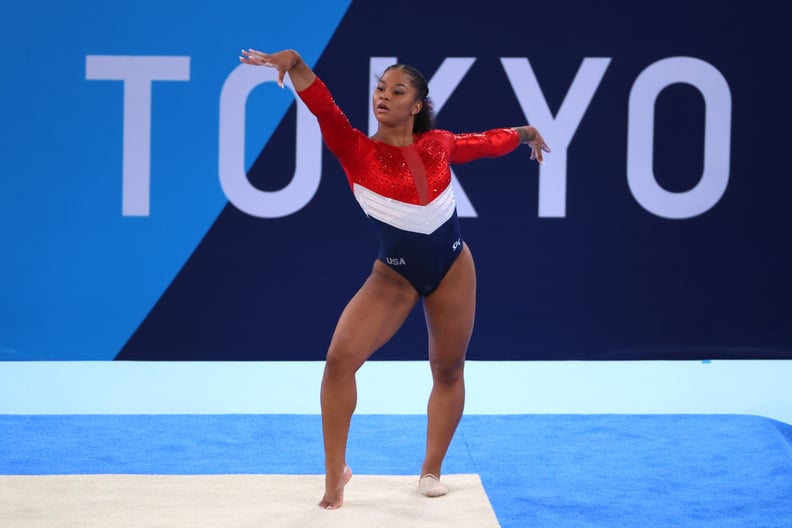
[0,473,500,527]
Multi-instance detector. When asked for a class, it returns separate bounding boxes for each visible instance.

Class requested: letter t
[86,55,190,216]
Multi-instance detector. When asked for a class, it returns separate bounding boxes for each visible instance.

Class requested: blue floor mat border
[2,414,791,528]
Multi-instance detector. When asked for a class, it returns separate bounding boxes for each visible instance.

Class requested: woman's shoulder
[417,129,454,142]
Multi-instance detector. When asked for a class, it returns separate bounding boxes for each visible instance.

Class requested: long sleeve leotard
[297,76,521,295]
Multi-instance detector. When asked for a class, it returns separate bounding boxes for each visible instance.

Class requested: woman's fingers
[239,49,273,66]
[248,49,271,63]
[530,144,547,165]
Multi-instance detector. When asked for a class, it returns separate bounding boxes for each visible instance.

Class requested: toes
[318,497,342,510]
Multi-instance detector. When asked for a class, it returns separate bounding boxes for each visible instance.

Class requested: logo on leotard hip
[452,238,462,251]
[386,256,406,266]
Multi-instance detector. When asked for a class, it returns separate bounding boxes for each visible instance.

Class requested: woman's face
[372,68,422,127]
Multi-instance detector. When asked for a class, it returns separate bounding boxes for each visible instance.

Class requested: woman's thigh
[422,244,477,365]
[326,261,420,369]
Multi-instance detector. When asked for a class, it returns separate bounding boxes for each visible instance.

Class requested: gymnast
[240,48,550,510]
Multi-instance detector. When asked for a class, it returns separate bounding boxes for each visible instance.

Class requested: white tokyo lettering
[219,66,322,218]
[91,54,730,220]
[627,57,731,219]
[86,55,190,216]
[502,57,610,218]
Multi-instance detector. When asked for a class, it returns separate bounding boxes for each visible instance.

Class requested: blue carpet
[2,414,791,527]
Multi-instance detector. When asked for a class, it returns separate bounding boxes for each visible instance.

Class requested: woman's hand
[240,49,299,88]
[514,126,551,165]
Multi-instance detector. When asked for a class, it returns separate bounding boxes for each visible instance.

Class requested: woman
[240,48,550,510]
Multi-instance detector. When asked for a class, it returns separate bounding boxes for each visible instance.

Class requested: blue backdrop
[1,1,789,361]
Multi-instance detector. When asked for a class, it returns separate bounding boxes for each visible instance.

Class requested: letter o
[219,65,322,218]
[627,57,731,219]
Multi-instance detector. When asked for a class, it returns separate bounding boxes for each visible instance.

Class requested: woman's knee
[429,355,465,385]
[324,340,367,377]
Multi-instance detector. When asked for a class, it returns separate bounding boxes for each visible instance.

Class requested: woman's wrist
[285,49,301,70]
[514,126,536,143]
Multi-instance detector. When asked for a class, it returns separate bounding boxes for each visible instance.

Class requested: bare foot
[319,465,352,509]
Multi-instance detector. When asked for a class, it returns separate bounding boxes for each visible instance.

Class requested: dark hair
[382,64,436,133]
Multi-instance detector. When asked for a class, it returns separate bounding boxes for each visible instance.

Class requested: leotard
[298,76,521,295]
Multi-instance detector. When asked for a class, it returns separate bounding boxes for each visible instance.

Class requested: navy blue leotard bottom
[368,213,464,296]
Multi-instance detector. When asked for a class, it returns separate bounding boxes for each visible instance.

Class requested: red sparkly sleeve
[448,128,521,164]
[296,76,364,163]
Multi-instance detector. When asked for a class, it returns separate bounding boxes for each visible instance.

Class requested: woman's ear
[412,101,422,115]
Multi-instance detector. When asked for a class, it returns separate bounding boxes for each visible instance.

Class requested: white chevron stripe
[353,184,457,235]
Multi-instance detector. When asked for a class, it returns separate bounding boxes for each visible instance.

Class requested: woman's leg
[420,244,476,488]
[319,261,419,509]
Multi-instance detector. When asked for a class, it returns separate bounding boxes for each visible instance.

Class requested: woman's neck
[371,126,414,147]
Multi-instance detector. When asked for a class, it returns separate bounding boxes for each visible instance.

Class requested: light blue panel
[0,0,352,359]
[1,360,791,425]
